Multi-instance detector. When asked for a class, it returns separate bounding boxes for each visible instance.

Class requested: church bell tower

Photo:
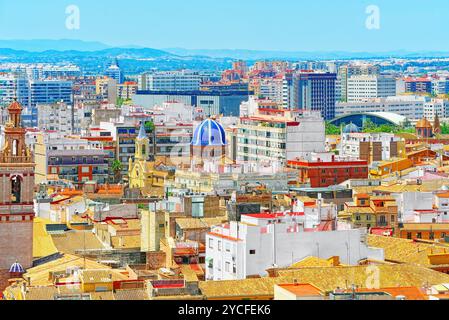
[0,99,35,269]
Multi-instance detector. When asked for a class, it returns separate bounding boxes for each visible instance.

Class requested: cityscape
[2,0,449,308]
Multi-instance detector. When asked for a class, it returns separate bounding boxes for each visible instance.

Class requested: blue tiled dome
[191,119,226,147]
[9,261,25,274]
[343,123,360,134]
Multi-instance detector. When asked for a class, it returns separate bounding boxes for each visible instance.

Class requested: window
[407,232,412,239]
[430,232,435,240]
[417,232,422,239]
[208,239,214,249]
[218,241,222,251]
[225,262,230,272]
[391,215,395,222]
[225,243,231,252]
[356,215,361,221]
[249,250,256,255]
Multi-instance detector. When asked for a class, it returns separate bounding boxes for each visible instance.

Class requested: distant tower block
[0,99,35,269]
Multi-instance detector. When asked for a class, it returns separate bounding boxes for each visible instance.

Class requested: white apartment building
[37,101,84,135]
[423,99,449,121]
[237,110,326,164]
[347,75,397,102]
[257,78,284,105]
[432,78,449,95]
[205,213,384,280]
[339,132,404,161]
[139,70,202,91]
[394,192,449,223]
[151,101,194,123]
[336,95,428,120]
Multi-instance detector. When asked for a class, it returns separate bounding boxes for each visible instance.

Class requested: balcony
[0,155,33,164]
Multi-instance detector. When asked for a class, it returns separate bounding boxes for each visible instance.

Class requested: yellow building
[370,157,413,177]
[128,123,173,196]
[339,194,398,230]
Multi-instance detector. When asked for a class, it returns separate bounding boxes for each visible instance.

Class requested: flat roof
[277,283,323,296]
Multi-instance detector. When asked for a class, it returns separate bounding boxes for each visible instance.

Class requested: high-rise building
[139,70,202,91]
[336,95,428,120]
[432,78,449,95]
[0,100,35,269]
[405,77,432,94]
[338,64,380,102]
[0,76,73,127]
[29,80,73,107]
[237,110,326,164]
[293,72,337,120]
[134,89,250,117]
[104,58,124,84]
[347,75,397,102]
[96,77,117,103]
[0,75,30,108]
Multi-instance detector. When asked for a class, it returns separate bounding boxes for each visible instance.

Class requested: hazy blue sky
[0,0,447,52]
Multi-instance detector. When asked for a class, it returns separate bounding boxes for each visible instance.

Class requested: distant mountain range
[1,39,449,61]
[0,39,113,52]
[163,48,449,60]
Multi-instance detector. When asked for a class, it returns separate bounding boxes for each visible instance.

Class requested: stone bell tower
[0,99,35,269]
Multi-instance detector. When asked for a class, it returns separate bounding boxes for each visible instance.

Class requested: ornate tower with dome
[191,118,227,168]
[415,117,433,138]
[0,99,35,270]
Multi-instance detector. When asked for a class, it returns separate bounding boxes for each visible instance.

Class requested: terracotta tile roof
[24,286,58,300]
[176,217,227,230]
[367,235,449,267]
[199,264,449,299]
[24,254,111,286]
[80,270,127,284]
[90,291,115,300]
[289,256,336,268]
[114,288,149,300]
[51,230,105,254]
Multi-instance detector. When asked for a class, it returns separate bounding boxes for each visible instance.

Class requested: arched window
[11,176,21,203]
[12,140,18,156]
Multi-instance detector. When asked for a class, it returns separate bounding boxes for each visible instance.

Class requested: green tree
[441,123,449,135]
[325,122,341,135]
[111,160,123,183]
[116,97,125,107]
[145,120,155,132]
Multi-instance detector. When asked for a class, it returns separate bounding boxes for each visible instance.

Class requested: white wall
[206,223,384,281]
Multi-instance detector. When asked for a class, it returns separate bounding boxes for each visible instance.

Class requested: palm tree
[111,160,123,183]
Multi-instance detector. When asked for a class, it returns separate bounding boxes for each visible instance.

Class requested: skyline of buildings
[3,3,449,304]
